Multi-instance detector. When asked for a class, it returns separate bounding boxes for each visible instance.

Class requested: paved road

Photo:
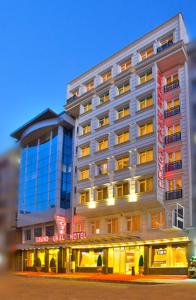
[0,275,196,300]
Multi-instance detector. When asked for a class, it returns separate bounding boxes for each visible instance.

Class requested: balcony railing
[165,132,181,144]
[163,80,179,93]
[165,189,183,200]
[157,40,173,53]
[165,160,182,172]
[66,95,78,105]
[164,106,180,118]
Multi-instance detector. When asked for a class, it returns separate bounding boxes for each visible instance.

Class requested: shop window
[116,130,130,144]
[138,94,153,110]
[127,215,140,232]
[34,227,42,237]
[79,249,103,267]
[107,218,118,233]
[138,177,153,193]
[27,251,34,267]
[116,156,129,170]
[37,249,45,267]
[139,121,153,137]
[96,187,108,201]
[151,210,165,229]
[171,245,187,267]
[45,225,54,236]
[116,182,129,198]
[151,246,167,268]
[138,148,153,164]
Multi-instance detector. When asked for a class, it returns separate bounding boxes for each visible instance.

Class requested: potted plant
[97,254,102,273]
[50,257,56,273]
[34,257,42,272]
[139,255,144,276]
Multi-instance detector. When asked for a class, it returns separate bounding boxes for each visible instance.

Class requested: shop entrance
[49,249,58,273]
[113,248,135,274]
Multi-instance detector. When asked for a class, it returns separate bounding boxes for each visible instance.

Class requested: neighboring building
[65,14,192,275]
[11,109,75,272]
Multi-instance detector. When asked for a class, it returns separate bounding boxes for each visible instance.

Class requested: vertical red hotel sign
[157,69,165,189]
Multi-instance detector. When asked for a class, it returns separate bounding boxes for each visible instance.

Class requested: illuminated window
[80,168,89,180]
[119,59,131,72]
[99,91,110,104]
[167,98,179,110]
[98,115,109,128]
[168,124,180,136]
[75,223,84,232]
[83,102,92,113]
[91,221,100,234]
[82,124,91,135]
[167,178,182,191]
[80,191,89,204]
[101,70,112,82]
[168,151,181,163]
[166,73,178,85]
[151,210,165,229]
[140,46,153,61]
[116,182,129,198]
[117,81,130,95]
[97,138,108,151]
[107,218,118,233]
[85,80,94,92]
[116,156,129,170]
[139,70,153,84]
[96,161,108,175]
[139,148,153,164]
[139,121,153,136]
[138,94,153,110]
[116,130,130,144]
[127,215,140,232]
[96,187,108,201]
[27,251,34,267]
[117,106,130,119]
[81,144,90,157]
[138,177,153,193]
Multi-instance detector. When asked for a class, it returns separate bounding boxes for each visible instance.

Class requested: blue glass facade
[19,127,72,213]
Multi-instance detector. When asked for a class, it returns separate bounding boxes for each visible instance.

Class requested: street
[0,275,196,300]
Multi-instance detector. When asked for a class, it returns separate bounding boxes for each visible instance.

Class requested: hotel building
[65,14,192,275]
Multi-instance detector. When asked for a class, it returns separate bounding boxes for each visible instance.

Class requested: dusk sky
[0,0,195,153]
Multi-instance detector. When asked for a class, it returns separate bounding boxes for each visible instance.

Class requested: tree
[34,257,41,268]
[139,255,144,267]
[97,254,102,267]
[50,258,56,268]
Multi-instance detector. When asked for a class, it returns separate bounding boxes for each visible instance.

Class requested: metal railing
[165,132,181,144]
[163,79,179,93]
[165,189,183,200]
[165,160,182,172]
[157,40,173,53]
[164,105,180,118]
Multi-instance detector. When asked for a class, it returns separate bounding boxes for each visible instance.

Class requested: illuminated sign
[157,249,167,255]
[70,232,87,240]
[157,69,165,189]
[55,215,66,236]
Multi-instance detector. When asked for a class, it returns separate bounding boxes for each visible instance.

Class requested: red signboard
[70,231,87,240]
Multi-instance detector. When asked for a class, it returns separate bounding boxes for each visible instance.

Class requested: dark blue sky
[0,0,195,153]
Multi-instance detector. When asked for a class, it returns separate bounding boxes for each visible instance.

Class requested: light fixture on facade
[88,201,96,209]
[107,197,115,206]
[129,193,137,202]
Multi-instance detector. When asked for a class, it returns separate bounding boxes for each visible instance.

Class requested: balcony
[66,95,78,105]
[165,189,183,200]
[157,41,173,53]
[165,160,182,172]
[164,106,180,118]
[163,80,179,93]
[165,132,181,144]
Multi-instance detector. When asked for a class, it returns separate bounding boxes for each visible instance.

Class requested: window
[96,187,108,201]
[139,148,153,164]
[116,182,129,198]
[96,161,108,175]
[117,81,130,95]
[168,151,181,163]
[80,168,89,180]
[166,73,178,85]
[160,35,173,46]
[107,218,118,233]
[25,229,31,241]
[119,59,131,72]
[139,70,153,84]
[45,225,54,237]
[127,215,140,232]
[138,177,153,193]
[98,115,109,128]
[97,138,108,151]
[99,91,110,104]
[85,80,94,92]
[116,130,130,144]
[117,106,130,119]
[167,124,180,136]
[151,210,165,229]
[71,88,79,97]
[80,191,89,204]
[75,223,84,232]
[140,46,153,61]
[138,94,153,110]
[116,156,129,170]
[83,102,92,113]
[167,98,180,110]
[81,144,90,157]
[167,178,182,191]
[34,227,42,237]
[139,121,153,137]
[101,70,112,82]
[91,221,100,234]
[82,124,91,135]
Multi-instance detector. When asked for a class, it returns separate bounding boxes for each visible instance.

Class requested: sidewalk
[15,272,188,284]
